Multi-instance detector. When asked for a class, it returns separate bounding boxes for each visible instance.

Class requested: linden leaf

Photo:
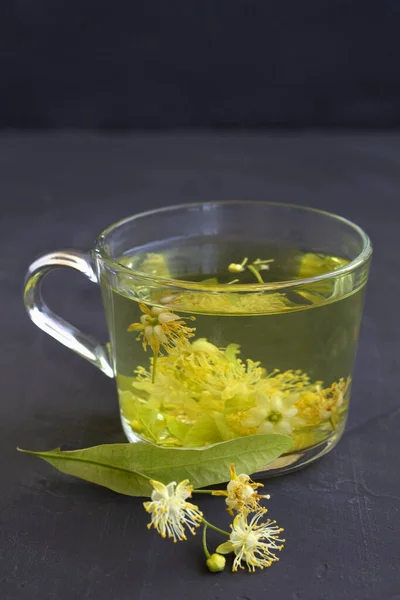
[130,386,150,400]
[183,414,223,447]
[297,252,348,278]
[223,395,255,413]
[297,252,351,299]
[136,406,165,443]
[291,428,325,451]
[18,434,292,497]
[119,391,140,421]
[140,252,171,277]
[18,447,153,497]
[166,418,191,442]
[211,412,238,441]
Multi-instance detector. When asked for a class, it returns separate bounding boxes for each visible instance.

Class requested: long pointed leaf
[18,433,292,497]
[19,447,153,496]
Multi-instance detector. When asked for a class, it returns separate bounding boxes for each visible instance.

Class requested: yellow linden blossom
[240,392,300,435]
[229,511,285,572]
[143,479,203,542]
[159,290,292,315]
[123,312,351,449]
[182,355,264,403]
[140,252,171,277]
[212,463,270,515]
[296,377,351,428]
[125,334,350,447]
[132,341,266,420]
[128,303,195,354]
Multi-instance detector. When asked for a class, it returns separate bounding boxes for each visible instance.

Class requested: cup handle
[24,250,114,378]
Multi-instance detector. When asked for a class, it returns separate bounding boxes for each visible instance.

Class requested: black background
[1,0,400,128]
[1,133,399,599]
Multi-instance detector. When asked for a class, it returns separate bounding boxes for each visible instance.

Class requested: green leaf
[223,395,255,413]
[297,253,351,300]
[140,252,171,278]
[130,386,150,401]
[18,447,153,496]
[297,253,348,278]
[200,277,219,286]
[211,412,238,441]
[136,406,165,443]
[216,541,234,554]
[18,434,292,497]
[119,392,139,421]
[291,428,325,451]
[166,418,191,441]
[183,414,223,447]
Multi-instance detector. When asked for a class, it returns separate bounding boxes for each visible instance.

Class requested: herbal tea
[101,238,365,462]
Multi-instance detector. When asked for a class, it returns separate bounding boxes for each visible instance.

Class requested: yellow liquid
[101,239,365,453]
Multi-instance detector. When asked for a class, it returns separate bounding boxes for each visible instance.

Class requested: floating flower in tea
[128,303,195,355]
[240,393,300,435]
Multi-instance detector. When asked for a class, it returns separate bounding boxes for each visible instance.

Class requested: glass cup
[24,201,372,475]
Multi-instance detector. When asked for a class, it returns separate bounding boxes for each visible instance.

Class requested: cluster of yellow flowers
[144,464,285,573]
[124,303,350,449]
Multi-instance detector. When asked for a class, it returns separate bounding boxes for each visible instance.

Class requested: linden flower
[128,303,195,354]
[229,511,285,572]
[241,393,299,435]
[143,479,203,542]
[296,377,351,428]
[213,463,270,515]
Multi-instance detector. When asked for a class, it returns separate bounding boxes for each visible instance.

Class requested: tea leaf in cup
[183,414,224,447]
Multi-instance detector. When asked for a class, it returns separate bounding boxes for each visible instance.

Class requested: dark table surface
[1,132,399,600]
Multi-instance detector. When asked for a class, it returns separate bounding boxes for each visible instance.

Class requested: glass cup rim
[95,200,372,293]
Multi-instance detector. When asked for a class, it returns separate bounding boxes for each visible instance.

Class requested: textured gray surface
[1,133,399,599]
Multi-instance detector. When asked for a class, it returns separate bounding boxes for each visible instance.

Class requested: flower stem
[193,489,218,494]
[247,264,264,284]
[253,258,274,265]
[202,523,210,559]
[202,518,230,537]
[152,351,158,384]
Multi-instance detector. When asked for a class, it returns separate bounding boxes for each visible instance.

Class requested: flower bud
[228,262,245,273]
[130,420,144,434]
[206,553,226,573]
